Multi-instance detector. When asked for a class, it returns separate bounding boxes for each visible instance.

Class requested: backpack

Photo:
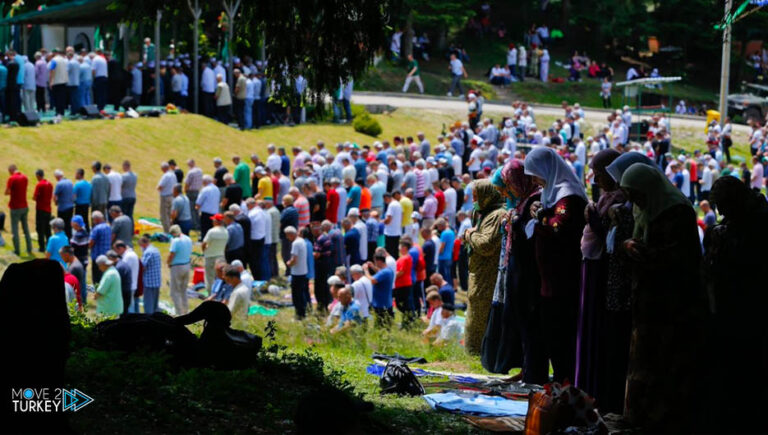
[379,360,424,396]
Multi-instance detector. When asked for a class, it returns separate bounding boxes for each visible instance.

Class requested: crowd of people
[3,94,767,430]
[0,37,332,128]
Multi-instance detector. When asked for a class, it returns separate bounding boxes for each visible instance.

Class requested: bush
[353,113,382,137]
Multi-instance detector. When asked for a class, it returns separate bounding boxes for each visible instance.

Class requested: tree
[393,0,480,54]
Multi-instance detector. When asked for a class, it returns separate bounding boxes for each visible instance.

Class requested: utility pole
[187,0,202,113]
[718,0,733,126]
[155,9,162,106]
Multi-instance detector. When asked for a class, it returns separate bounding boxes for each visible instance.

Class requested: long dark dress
[575,201,633,414]
[624,204,708,432]
[704,188,768,433]
[533,194,587,384]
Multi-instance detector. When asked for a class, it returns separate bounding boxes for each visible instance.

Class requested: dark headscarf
[605,152,654,184]
[710,175,768,224]
[591,149,625,216]
[475,178,505,213]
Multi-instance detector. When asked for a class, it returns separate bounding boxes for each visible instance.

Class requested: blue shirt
[372,268,394,309]
[196,184,221,215]
[338,300,363,327]
[54,179,74,211]
[347,185,361,210]
[46,231,69,267]
[354,159,367,181]
[73,180,92,205]
[408,247,420,282]
[422,239,436,272]
[344,228,362,265]
[210,278,233,301]
[438,228,456,261]
[370,182,386,209]
[79,61,92,84]
[280,155,291,176]
[305,239,315,280]
[226,223,245,251]
[141,245,162,288]
[572,161,584,180]
[169,234,193,265]
[439,284,455,305]
[0,64,8,89]
[89,222,112,259]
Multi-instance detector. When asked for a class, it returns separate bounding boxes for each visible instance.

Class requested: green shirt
[233,162,252,198]
[408,60,420,76]
[96,266,124,316]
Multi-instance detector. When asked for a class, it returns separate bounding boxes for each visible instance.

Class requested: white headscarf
[523,147,587,208]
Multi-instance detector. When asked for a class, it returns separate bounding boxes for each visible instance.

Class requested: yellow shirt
[258,176,273,200]
[400,197,413,228]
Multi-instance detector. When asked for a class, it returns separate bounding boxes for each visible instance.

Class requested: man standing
[107,248,132,315]
[33,169,53,253]
[49,47,69,116]
[22,54,36,113]
[436,218,455,283]
[233,69,247,130]
[382,192,402,258]
[109,205,134,248]
[89,211,111,284]
[121,160,138,221]
[446,53,467,98]
[184,159,203,231]
[313,222,333,313]
[157,162,177,233]
[246,198,267,280]
[214,74,232,124]
[53,169,74,238]
[73,168,91,230]
[266,199,281,279]
[91,48,108,110]
[170,184,193,235]
[213,157,228,188]
[201,60,216,118]
[113,241,140,313]
[139,235,162,314]
[60,245,86,303]
[223,211,245,264]
[196,175,220,241]
[167,225,192,315]
[44,218,68,266]
[104,164,123,215]
[34,52,47,112]
[90,161,110,220]
[232,155,252,198]
[201,214,228,294]
[66,47,81,115]
[284,226,309,319]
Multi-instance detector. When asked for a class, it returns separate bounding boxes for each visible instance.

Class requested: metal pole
[223,0,241,95]
[189,0,201,113]
[155,9,162,106]
[718,0,733,126]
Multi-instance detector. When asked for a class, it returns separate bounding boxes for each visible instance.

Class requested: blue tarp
[423,392,529,417]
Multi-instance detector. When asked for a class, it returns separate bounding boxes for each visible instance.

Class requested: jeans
[79,81,92,107]
[93,76,108,110]
[130,293,142,313]
[177,219,192,236]
[342,98,352,121]
[143,287,159,314]
[68,85,81,115]
[448,74,464,96]
[438,258,452,283]
[35,209,52,252]
[244,97,254,129]
[10,208,32,255]
[170,263,191,315]
[290,274,308,318]
[121,197,136,221]
[186,191,199,230]
[22,89,35,113]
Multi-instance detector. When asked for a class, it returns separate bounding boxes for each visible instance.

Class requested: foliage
[353,112,383,136]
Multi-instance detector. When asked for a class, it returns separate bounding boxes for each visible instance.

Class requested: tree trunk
[561,0,571,31]
[437,29,447,51]
[402,10,414,58]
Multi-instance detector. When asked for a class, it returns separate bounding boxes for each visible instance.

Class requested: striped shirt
[89,223,112,260]
[422,195,437,219]
[414,169,426,198]
[141,245,162,288]
[295,195,310,228]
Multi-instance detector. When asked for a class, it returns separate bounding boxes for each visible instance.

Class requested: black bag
[379,360,424,396]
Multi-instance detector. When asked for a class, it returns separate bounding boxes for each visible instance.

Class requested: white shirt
[248,206,267,240]
[506,48,517,66]
[157,171,177,196]
[266,153,282,173]
[468,148,482,171]
[384,200,402,236]
[385,256,397,275]
[263,207,273,245]
[106,171,123,202]
[443,188,457,216]
[426,307,448,333]
[701,167,714,191]
[290,238,308,276]
[450,58,464,76]
[353,220,367,261]
[123,248,140,292]
[351,276,373,318]
[575,143,587,166]
[452,155,462,177]
[92,55,108,78]
[227,282,250,321]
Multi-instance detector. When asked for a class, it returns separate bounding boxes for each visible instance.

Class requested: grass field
[0,108,754,432]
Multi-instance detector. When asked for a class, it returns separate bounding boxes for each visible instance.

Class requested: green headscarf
[620,163,692,242]
[474,179,505,215]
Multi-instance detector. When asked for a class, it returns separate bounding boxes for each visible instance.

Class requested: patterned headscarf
[502,159,538,214]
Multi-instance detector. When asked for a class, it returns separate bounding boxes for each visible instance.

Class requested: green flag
[94,26,103,50]
[221,38,229,63]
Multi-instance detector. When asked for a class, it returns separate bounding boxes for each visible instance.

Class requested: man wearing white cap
[94,255,123,315]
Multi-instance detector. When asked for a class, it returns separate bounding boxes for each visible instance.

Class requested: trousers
[10,208,32,255]
[35,209,52,252]
[170,264,191,315]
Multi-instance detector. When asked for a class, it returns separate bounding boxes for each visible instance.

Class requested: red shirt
[326,188,339,223]
[395,254,413,288]
[434,190,445,217]
[271,176,280,202]
[6,171,28,210]
[33,179,53,212]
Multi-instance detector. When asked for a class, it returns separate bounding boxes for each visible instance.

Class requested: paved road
[352,92,751,134]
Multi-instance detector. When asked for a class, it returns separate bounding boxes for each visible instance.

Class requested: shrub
[353,113,382,137]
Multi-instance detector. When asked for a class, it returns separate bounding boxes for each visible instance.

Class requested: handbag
[379,360,425,397]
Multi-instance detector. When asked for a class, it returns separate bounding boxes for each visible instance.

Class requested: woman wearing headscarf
[488,160,548,382]
[574,149,632,413]
[523,147,587,383]
[619,163,709,432]
[705,176,768,433]
[605,152,655,184]
[462,179,506,355]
